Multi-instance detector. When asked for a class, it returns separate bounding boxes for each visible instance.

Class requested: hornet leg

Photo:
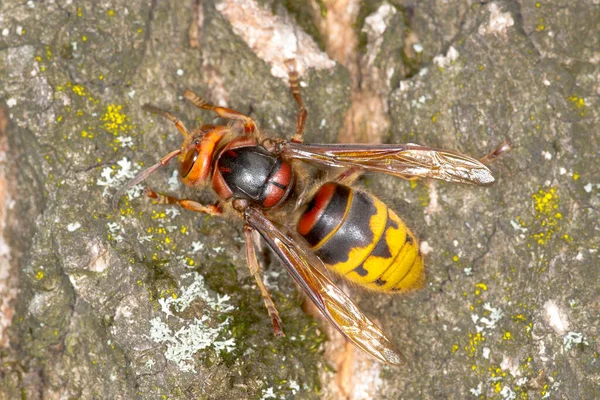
[286,60,308,144]
[145,189,222,216]
[479,139,512,165]
[244,225,284,337]
[183,90,257,134]
[142,104,192,137]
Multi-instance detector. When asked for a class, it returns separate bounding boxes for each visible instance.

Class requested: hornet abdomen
[297,183,424,293]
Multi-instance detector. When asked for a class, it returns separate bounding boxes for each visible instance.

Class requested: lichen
[529,187,566,246]
[148,272,237,372]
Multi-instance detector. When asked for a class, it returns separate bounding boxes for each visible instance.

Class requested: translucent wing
[282,142,495,185]
[245,207,406,366]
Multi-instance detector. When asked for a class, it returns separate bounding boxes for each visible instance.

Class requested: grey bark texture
[0,0,598,399]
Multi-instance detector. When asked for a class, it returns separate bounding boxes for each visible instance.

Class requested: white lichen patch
[478,3,514,37]
[107,222,125,243]
[509,220,527,233]
[149,316,234,372]
[190,241,204,253]
[158,273,234,317]
[96,157,142,198]
[563,331,587,351]
[499,386,516,400]
[116,135,134,148]
[149,273,236,372]
[257,380,303,400]
[472,303,504,333]
[165,207,180,219]
[260,387,277,400]
[215,0,335,81]
[470,382,483,396]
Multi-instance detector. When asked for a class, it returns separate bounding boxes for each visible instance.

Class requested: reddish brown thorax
[211,136,294,209]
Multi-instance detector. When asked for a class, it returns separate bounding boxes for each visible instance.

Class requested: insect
[113,62,510,365]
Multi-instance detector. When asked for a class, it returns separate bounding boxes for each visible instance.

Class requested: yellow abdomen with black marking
[297,183,424,293]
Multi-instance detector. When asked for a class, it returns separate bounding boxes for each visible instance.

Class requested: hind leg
[244,225,284,337]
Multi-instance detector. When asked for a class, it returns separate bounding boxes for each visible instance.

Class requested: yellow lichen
[494,382,502,393]
[567,95,586,116]
[72,85,86,96]
[467,332,485,357]
[530,187,567,245]
[475,283,488,291]
[101,104,132,136]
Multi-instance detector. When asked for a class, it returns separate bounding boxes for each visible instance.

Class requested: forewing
[245,207,406,366]
[283,143,495,185]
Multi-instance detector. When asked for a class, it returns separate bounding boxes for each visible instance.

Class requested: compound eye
[179,149,198,177]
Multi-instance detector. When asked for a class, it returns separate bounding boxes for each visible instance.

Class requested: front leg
[183,90,257,135]
[144,188,222,216]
